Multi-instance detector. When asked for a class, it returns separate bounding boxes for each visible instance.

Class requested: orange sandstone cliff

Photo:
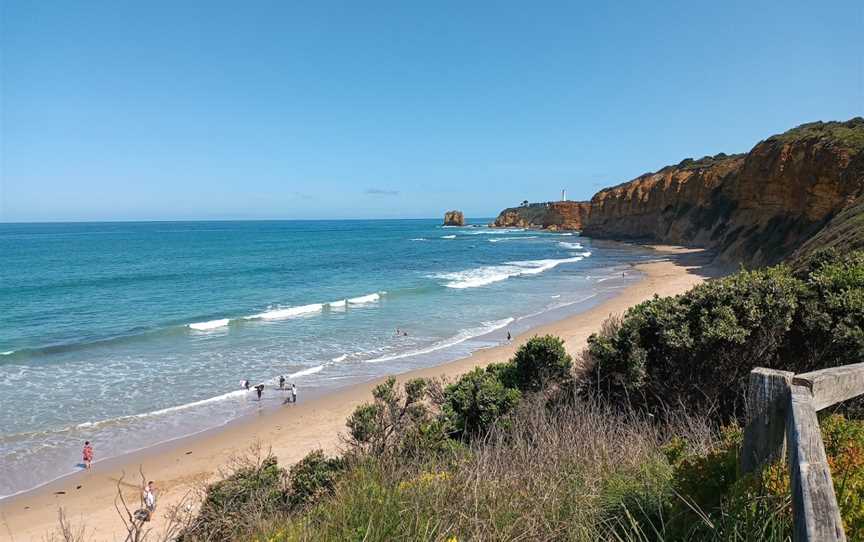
[493,118,864,266]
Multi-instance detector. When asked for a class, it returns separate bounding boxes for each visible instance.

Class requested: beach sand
[0,246,722,541]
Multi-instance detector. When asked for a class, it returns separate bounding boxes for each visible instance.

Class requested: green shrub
[512,334,573,392]
[585,250,864,421]
[822,414,864,539]
[179,452,288,541]
[441,366,521,438]
[586,265,804,419]
[346,377,438,457]
[287,449,345,509]
[792,250,864,369]
[667,426,742,515]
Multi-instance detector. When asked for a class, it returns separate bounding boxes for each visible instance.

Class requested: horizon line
[0,216,498,225]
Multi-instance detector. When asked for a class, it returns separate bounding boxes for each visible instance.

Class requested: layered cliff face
[492,201,591,230]
[585,118,864,265]
[492,118,864,266]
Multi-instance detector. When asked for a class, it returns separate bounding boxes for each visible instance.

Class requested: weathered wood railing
[740,362,864,542]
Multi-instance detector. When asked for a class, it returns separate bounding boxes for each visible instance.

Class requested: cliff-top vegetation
[769,117,864,151]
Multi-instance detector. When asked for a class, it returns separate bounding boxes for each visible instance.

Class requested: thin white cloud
[365,188,400,196]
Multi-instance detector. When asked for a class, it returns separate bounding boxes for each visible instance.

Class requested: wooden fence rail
[740,363,864,542]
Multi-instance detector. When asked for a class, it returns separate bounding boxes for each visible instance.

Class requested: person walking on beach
[279,375,286,390]
[507,330,512,342]
[82,441,94,470]
[144,481,157,515]
[255,384,265,400]
[291,383,297,403]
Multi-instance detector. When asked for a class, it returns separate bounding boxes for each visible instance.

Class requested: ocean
[0,219,652,498]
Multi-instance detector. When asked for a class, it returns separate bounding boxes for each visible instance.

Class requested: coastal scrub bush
[346,377,441,457]
[512,334,573,392]
[821,414,864,539]
[178,450,289,541]
[585,251,864,421]
[791,249,864,370]
[669,426,742,513]
[585,265,804,419]
[441,366,521,438]
[286,449,345,509]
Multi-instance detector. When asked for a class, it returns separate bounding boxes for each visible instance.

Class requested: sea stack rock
[443,210,465,226]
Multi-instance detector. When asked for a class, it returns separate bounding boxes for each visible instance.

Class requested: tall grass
[250,397,733,542]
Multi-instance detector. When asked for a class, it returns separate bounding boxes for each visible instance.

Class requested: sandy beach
[0,246,721,541]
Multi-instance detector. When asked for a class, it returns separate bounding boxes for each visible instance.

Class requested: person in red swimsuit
[82,441,94,470]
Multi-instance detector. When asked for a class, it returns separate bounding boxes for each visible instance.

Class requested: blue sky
[1,1,862,222]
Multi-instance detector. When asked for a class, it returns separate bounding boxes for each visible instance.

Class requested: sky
[1,1,862,222]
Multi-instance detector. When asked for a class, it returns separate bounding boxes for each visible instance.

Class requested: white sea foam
[410,238,427,241]
[489,236,538,243]
[0,350,14,356]
[433,253,591,289]
[328,299,347,309]
[288,365,324,378]
[366,317,514,363]
[68,387,251,431]
[245,303,324,320]
[558,241,583,250]
[465,228,525,235]
[441,235,456,239]
[72,364,327,430]
[558,232,573,236]
[348,293,380,304]
[188,318,230,331]
[136,389,249,419]
[331,354,348,362]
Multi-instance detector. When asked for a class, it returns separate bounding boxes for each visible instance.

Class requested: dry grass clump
[256,397,713,542]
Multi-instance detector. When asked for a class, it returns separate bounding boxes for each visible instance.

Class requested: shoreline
[0,245,723,541]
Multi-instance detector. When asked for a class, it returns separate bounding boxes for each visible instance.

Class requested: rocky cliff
[443,210,465,226]
[492,201,591,230]
[492,118,864,266]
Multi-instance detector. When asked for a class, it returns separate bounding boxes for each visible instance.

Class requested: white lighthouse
[561,189,567,201]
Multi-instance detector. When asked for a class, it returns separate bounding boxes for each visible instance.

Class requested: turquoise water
[0,220,650,497]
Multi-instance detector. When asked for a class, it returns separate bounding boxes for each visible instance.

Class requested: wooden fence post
[740,368,794,474]
[787,384,846,541]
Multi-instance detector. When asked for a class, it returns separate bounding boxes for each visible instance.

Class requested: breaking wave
[432,253,592,289]
[489,236,538,243]
[287,365,324,379]
[464,228,525,235]
[348,293,380,304]
[559,241,583,250]
[188,318,230,331]
[244,303,324,320]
